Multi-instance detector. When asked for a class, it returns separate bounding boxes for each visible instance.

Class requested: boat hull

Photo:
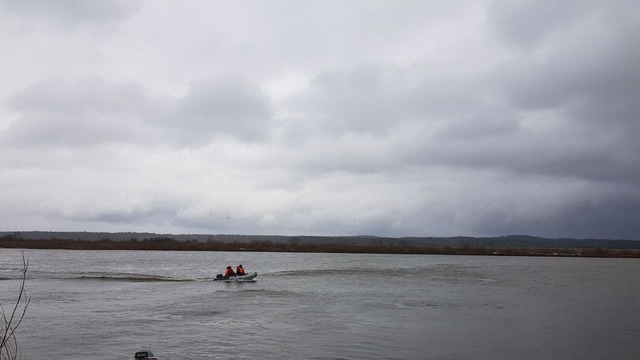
[213,272,257,282]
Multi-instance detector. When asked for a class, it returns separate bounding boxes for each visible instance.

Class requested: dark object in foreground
[0,252,30,360]
[134,350,158,360]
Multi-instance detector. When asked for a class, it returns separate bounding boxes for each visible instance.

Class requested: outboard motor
[134,350,159,360]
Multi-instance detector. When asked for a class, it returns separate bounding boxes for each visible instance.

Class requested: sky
[1,0,639,239]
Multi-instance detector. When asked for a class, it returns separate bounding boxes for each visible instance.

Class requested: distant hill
[2,231,639,250]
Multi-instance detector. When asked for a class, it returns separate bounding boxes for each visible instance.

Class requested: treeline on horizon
[1,232,639,258]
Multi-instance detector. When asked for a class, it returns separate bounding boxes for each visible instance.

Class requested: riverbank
[1,236,638,258]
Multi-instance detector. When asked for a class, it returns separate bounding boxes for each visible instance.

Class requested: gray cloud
[7,76,152,114]
[487,0,592,47]
[1,0,639,239]
[0,0,140,26]
[2,76,160,148]
[172,77,272,142]
[2,75,273,148]
[486,1,640,184]
[471,190,640,240]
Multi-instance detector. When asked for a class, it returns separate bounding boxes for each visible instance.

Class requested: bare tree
[0,253,30,360]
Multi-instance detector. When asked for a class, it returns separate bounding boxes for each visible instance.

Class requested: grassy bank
[1,235,638,258]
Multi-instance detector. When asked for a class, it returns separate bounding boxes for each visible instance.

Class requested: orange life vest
[223,268,235,277]
[236,266,245,275]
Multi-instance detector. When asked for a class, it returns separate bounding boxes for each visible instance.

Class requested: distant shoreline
[1,235,638,258]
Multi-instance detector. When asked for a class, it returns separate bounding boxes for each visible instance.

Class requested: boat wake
[273,267,393,277]
[69,272,196,282]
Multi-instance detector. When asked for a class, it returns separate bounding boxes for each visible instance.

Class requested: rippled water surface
[1,249,638,359]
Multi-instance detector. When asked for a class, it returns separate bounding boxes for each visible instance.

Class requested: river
[0,249,638,359]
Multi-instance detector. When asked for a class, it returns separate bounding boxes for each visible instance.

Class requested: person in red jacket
[236,264,246,276]
[223,266,236,277]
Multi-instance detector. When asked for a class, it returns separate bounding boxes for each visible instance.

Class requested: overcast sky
[1,0,639,239]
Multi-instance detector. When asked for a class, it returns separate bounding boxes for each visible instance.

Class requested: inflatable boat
[213,272,258,282]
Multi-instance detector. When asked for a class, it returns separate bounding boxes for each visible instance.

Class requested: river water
[0,249,638,360]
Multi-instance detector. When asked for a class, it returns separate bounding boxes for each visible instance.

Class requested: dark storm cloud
[285,51,639,187]
[471,192,640,240]
[283,0,640,186]
[490,0,640,126]
[487,0,640,183]
[496,23,640,125]
[265,0,640,240]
